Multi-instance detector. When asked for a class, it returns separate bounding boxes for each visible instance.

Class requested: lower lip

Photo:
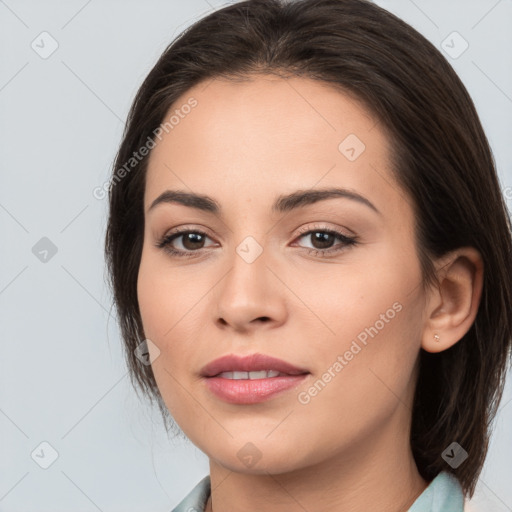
[203,374,309,404]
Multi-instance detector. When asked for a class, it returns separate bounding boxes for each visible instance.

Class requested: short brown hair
[104,0,512,497]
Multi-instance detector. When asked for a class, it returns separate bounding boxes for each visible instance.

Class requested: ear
[421,247,484,353]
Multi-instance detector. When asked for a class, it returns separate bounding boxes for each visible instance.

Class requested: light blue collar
[172,471,464,512]
[409,471,465,511]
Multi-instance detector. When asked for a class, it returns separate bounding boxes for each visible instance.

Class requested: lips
[201,353,310,404]
[200,353,309,378]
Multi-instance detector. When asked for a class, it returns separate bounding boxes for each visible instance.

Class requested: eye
[156,229,217,258]
[292,225,358,257]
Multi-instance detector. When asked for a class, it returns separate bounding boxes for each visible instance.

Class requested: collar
[171,471,464,512]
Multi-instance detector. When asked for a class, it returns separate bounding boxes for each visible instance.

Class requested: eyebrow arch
[147,187,380,216]
[272,187,380,215]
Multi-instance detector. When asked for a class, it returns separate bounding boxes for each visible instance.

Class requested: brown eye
[293,228,358,257]
[157,229,216,258]
[179,232,207,250]
[308,231,337,250]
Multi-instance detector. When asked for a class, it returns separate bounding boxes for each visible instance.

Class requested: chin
[202,436,319,475]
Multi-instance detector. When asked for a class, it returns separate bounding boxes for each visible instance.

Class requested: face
[137,75,428,474]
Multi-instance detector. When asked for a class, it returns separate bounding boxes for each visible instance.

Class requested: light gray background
[1,0,511,510]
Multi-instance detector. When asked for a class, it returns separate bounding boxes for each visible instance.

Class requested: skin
[137,75,483,512]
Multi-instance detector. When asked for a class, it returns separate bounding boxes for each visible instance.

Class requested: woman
[104,0,512,510]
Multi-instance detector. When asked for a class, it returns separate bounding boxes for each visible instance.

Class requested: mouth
[215,370,290,380]
[200,353,310,404]
[200,352,310,378]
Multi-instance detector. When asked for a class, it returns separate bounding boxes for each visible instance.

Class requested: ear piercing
[434,333,440,342]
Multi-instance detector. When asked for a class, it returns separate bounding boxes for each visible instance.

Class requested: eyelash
[155,225,358,259]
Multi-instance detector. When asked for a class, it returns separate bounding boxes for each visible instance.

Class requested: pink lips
[200,353,310,404]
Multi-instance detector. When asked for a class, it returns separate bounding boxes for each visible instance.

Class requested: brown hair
[104,0,512,497]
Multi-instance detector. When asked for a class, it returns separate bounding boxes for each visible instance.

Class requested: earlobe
[421,247,484,354]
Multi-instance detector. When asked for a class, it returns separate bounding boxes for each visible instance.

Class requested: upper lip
[200,353,310,378]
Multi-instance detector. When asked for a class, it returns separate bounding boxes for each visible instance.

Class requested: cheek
[137,260,188,417]
[291,250,423,350]
[291,247,425,408]
[305,289,422,404]
[290,294,423,462]
[137,248,207,341]
[136,250,209,400]
[137,258,166,342]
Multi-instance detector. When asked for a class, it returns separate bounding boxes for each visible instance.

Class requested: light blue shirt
[171,471,464,511]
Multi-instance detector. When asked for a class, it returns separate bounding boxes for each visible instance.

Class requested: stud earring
[434,333,440,342]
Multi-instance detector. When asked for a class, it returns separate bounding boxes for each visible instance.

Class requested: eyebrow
[147,187,380,216]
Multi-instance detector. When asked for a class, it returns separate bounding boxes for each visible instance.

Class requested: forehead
[144,74,403,219]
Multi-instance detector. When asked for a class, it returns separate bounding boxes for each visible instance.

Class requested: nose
[213,244,288,333]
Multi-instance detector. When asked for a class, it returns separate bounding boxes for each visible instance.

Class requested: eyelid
[161,224,218,241]
[294,222,356,238]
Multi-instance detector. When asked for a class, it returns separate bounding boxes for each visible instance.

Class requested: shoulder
[171,475,211,512]
[409,471,465,512]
